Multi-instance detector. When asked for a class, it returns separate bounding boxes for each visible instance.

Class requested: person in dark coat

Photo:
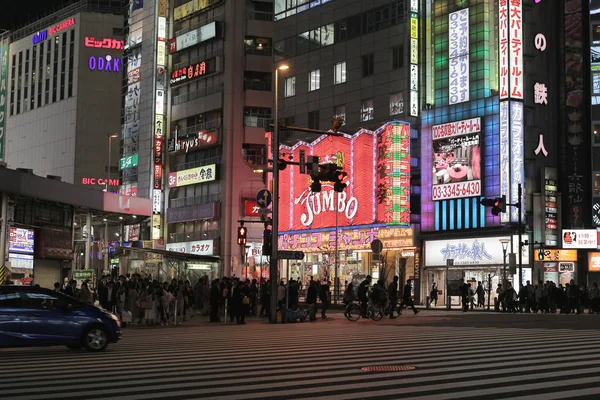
[388,276,399,318]
[459,279,469,312]
[259,279,270,318]
[319,280,331,319]
[306,280,318,321]
[358,275,372,316]
[232,281,250,324]
[209,279,221,322]
[400,279,419,315]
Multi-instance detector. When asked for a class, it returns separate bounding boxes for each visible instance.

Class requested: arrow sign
[277,250,305,260]
[256,188,272,208]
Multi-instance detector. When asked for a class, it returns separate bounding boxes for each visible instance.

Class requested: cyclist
[342,282,356,317]
[358,275,372,317]
[370,279,389,311]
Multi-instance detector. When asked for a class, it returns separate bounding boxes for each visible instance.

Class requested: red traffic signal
[480,196,506,215]
[237,226,247,245]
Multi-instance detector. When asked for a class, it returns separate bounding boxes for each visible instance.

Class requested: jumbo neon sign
[275,121,411,231]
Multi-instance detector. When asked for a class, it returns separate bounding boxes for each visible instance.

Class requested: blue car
[0,285,121,351]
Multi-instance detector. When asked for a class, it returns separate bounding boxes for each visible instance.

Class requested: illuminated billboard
[432,118,481,201]
[449,8,470,105]
[168,164,216,188]
[9,228,35,254]
[276,122,410,231]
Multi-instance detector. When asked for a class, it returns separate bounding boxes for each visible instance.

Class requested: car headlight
[107,312,121,327]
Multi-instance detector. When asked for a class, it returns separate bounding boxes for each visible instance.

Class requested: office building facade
[3,1,124,190]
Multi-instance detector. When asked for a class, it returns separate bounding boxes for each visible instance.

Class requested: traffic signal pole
[270,69,281,324]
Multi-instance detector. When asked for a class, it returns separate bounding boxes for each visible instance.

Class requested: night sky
[1,0,70,31]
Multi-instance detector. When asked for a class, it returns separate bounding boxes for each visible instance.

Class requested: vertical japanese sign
[410,3,419,117]
[544,168,559,247]
[498,0,524,223]
[449,8,469,105]
[564,0,586,227]
[0,38,8,161]
[153,0,168,226]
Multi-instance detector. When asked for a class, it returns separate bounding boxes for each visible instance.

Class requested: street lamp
[270,64,289,323]
[107,133,118,191]
[499,238,510,287]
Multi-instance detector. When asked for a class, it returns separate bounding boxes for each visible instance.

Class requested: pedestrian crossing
[1,321,600,400]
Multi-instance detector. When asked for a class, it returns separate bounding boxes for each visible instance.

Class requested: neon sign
[448,8,469,105]
[170,61,208,85]
[32,31,47,45]
[49,18,75,35]
[276,122,411,231]
[410,9,419,116]
[82,178,120,186]
[88,55,123,72]
[84,37,124,50]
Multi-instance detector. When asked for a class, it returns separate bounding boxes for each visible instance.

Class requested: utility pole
[517,183,523,288]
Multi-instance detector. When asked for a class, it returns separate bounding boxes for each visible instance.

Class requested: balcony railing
[243,116,272,128]
[168,230,220,243]
[243,80,272,91]
[246,10,273,21]
[245,45,273,56]
[173,156,222,172]
[172,84,224,105]
[176,119,221,137]
[242,146,267,166]
[170,193,221,208]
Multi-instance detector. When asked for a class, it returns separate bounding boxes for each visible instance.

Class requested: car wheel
[66,344,81,350]
[83,327,109,352]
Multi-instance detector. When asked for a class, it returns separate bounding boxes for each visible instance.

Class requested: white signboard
[166,240,215,255]
[499,101,510,223]
[508,0,523,100]
[499,0,509,99]
[449,8,469,105]
[562,229,598,249]
[425,235,530,266]
[510,101,524,222]
[125,224,140,242]
[152,189,162,214]
[175,22,216,53]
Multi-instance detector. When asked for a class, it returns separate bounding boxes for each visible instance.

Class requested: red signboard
[170,61,207,86]
[274,122,411,231]
[154,165,163,190]
[103,193,151,216]
[154,139,163,164]
[244,200,260,217]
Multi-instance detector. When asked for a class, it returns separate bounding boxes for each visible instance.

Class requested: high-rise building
[272,0,419,292]
[120,0,275,276]
[2,1,124,190]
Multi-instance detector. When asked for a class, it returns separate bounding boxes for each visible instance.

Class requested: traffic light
[480,195,506,216]
[491,195,506,216]
[237,226,247,245]
[309,163,347,193]
[333,170,347,192]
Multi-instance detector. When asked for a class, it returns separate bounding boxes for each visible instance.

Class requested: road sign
[277,250,305,260]
[256,189,272,208]
[370,239,383,254]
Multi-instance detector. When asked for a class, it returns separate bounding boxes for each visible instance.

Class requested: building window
[596,172,600,196]
[243,107,272,127]
[244,71,272,91]
[389,92,404,116]
[52,36,59,103]
[594,122,600,145]
[309,69,320,91]
[68,30,74,97]
[308,110,320,130]
[392,45,403,70]
[45,39,51,105]
[284,76,295,97]
[60,31,67,100]
[334,61,346,85]
[361,99,374,122]
[244,36,273,56]
[38,42,43,107]
[16,52,22,114]
[362,53,374,77]
[284,116,295,126]
[9,54,15,116]
[334,105,346,123]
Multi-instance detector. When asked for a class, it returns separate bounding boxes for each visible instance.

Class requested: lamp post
[270,64,289,323]
[499,238,510,287]
[107,133,118,191]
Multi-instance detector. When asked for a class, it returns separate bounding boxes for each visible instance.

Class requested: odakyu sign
[88,55,123,73]
[275,121,411,231]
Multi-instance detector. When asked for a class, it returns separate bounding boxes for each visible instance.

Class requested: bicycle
[345,300,384,321]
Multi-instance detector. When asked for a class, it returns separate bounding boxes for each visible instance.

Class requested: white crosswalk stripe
[1,322,600,399]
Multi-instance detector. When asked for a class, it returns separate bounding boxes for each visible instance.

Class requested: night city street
[2,311,600,400]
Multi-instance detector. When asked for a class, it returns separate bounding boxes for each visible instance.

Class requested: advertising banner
[432,118,481,201]
[562,229,598,249]
[168,164,216,188]
[174,0,222,22]
[244,200,260,217]
[9,228,35,254]
[168,131,217,153]
[103,193,152,216]
[425,235,530,267]
[0,39,8,161]
[448,8,469,105]
[170,60,212,86]
[168,21,216,54]
[589,252,600,272]
[166,239,216,255]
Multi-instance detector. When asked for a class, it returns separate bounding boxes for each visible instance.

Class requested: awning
[120,246,220,263]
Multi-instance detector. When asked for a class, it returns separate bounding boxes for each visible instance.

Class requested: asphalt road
[2,310,600,400]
